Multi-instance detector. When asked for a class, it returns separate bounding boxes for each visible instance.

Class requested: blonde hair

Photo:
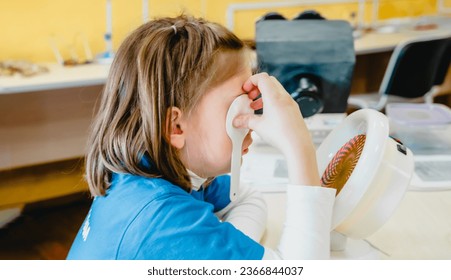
[86,15,247,196]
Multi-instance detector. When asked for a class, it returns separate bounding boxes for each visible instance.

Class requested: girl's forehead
[184,50,251,116]
[212,50,251,78]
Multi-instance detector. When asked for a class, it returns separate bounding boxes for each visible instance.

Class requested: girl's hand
[234,73,320,186]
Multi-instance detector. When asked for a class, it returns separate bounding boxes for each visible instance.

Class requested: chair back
[380,34,451,99]
[434,38,451,86]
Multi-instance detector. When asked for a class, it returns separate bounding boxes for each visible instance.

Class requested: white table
[0,63,109,170]
[0,63,110,95]
[260,189,451,260]
[354,15,451,55]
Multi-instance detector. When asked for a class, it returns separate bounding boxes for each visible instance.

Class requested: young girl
[67,15,336,260]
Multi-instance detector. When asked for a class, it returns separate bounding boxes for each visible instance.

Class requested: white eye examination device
[226,95,253,201]
[316,109,414,254]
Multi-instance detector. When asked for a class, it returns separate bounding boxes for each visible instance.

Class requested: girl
[67,15,335,260]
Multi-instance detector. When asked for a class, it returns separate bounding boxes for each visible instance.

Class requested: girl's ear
[167,107,186,149]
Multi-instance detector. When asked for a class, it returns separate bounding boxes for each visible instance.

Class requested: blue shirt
[67,173,264,260]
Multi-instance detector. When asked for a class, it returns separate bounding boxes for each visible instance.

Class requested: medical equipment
[256,19,355,118]
[226,95,253,201]
[239,106,414,258]
[316,109,414,256]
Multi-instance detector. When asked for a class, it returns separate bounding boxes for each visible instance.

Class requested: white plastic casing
[316,109,414,239]
[225,95,253,201]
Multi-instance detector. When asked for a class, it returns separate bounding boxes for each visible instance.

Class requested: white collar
[187,169,207,191]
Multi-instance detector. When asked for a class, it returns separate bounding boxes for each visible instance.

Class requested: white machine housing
[316,109,414,239]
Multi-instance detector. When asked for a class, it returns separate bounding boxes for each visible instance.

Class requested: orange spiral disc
[321,134,366,195]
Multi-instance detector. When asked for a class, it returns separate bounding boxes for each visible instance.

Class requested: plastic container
[386,103,451,126]
[386,103,451,155]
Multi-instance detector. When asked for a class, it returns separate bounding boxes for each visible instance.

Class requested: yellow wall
[0,0,440,62]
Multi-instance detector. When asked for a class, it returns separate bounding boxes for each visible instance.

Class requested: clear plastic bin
[386,103,451,155]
